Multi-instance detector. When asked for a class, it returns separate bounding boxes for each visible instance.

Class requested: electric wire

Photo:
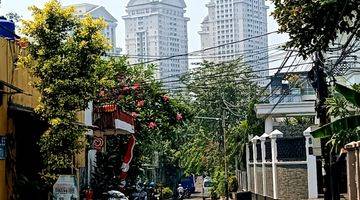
[164,51,302,93]
[156,48,290,84]
[158,50,292,85]
[126,31,277,66]
[115,42,285,60]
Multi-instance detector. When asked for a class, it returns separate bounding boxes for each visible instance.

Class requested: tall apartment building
[70,3,121,55]
[123,0,189,89]
[199,0,269,86]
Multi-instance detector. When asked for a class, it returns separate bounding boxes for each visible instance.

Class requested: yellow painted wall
[0,38,28,200]
[0,39,40,109]
[0,38,9,200]
[0,38,88,199]
[0,39,43,199]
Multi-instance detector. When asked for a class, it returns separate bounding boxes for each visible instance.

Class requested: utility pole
[310,51,336,200]
[222,110,229,200]
[195,113,229,200]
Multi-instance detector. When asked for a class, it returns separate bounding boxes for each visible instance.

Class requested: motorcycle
[107,190,129,200]
[146,186,157,200]
[183,188,191,199]
[131,184,148,200]
[177,188,191,200]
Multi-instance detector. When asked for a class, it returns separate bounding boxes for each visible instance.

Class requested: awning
[0,80,24,94]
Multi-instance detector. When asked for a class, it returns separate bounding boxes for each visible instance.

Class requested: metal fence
[265,140,272,161]
[249,137,306,162]
[277,137,306,161]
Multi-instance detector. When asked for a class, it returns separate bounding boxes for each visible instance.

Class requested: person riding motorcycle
[177,184,185,200]
[147,182,157,200]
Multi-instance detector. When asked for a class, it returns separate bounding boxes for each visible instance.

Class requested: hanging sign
[93,136,104,151]
[0,136,6,160]
[115,111,135,134]
[53,175,79,200]
[119,135,136,188]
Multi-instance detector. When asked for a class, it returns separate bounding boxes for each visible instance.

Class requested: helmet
[149,182,155,187]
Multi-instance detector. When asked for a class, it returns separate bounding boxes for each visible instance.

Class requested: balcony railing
[269,88,316,104]
[270,94,302,104]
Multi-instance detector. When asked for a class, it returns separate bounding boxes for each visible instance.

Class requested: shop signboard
[53,175,79,200]
[0,136,6,160]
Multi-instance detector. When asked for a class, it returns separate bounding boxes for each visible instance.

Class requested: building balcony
[257,87,316,118]
[269,88,316,104]
[255,101,316,118]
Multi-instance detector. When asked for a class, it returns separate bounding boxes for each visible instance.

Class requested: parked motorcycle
[177,184,185,200]
[183,188,191,199]
[177,188,191,200]
[146,183,158,200]
[107,190,129,200]
[131,184,148,200]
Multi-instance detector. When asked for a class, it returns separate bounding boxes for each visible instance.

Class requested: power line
[263,54,303,116]
[164,55,309,92]
[115,42,285,60]
[156,49,289,83]
[168,63,313,93]
[127,31,278,66]
[159,53,303,86]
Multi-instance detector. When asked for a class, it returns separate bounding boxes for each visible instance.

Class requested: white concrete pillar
[346,144,357,200]
[265,116,274,134]
[356,143,360,200]
[85,101,93,126]
[304,127,318,199]
[252,136,260,194]
[269,130,283,199]
[260,133,269,197]
[85,101,94,186]
[246,143,251,191]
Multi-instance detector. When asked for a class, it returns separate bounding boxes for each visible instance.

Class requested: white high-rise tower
[69,3,121,55]
[123,0,189,90]
[199,0,269,86]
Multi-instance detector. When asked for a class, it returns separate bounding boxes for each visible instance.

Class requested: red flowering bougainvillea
[92,57,193,195]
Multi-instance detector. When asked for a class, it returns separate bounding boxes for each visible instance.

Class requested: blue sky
[0,0,287,53]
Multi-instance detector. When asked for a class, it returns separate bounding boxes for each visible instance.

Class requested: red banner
[119,135,136,188]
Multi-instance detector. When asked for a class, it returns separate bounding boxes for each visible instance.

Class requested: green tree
[313,83,360,150]
[179,59,263,195]
[19,0,110,185]
[5,12,22,24]
[271,0,360,58]
[92,58,193,195]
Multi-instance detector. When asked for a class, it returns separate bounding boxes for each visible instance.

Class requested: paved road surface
[185,176,204,200]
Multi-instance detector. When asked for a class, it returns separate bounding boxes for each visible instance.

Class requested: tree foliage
[320,83,360,150]
[5,12,22,22]
[92,58,193,194]
[19,0,110,183]
[179,59,263,195]
[271,0,360,58]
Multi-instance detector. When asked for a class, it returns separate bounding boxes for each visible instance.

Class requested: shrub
[210,189,218,200]
[162,187,173,199]
[228,176,238,192]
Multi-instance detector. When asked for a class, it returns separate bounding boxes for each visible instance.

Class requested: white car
[202,177,213,197]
